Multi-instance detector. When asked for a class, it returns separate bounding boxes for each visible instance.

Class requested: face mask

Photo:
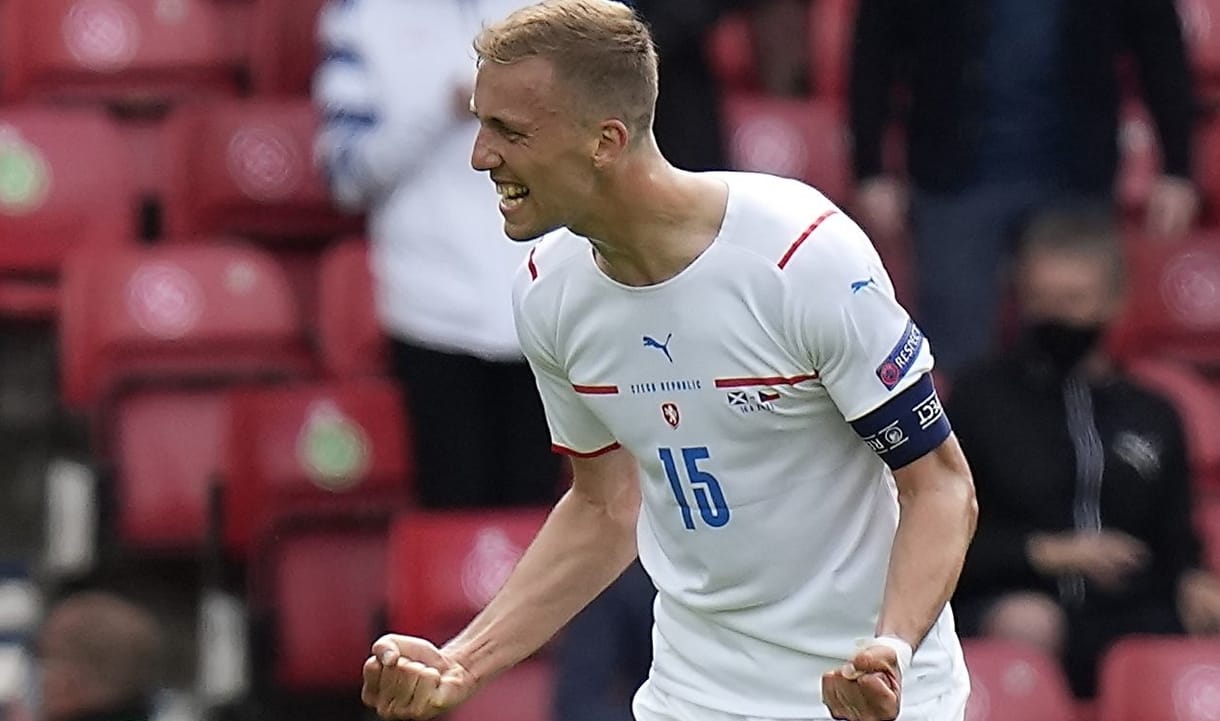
[1023,319,1105,373]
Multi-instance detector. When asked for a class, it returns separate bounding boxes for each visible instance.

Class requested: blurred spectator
[850,0,1200,376]
[554,562,655,721]
[312,0,561,508]
[949,206,1220,698]
[35,592,163,721]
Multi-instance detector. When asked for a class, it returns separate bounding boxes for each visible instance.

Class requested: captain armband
[849,373,951,470]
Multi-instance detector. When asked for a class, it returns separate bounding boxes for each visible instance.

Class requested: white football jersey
[512,172,969,718]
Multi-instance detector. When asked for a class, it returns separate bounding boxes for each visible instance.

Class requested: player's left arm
[878,432,977,649]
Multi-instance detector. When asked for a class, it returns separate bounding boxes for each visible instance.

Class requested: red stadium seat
[317,239,386,378]
[386,509,550,642]
[221,377,411,559]
[448,661,554,721]
[708,13,758,92]
[0,106,135,319]
[1111,230,1220,369]
[248,0,327,96]
[260,526,388,690]
[58,242,313,409]
[1199,115,1220,222]
[0,0,238,106]
[161,98,362,241]
[1116,102,1161,217]
[1179,0,1220,99]
[1126,359,1220,492]
[722,94,852,205]
[113,389,228,550]
[961,640,1076,721]
[1098,636,1220,721]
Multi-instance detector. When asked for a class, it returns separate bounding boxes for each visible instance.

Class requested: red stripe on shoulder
[552,442,622,458]
[777,209,838,269]
[572,384,619,395]
[527,246,539,280]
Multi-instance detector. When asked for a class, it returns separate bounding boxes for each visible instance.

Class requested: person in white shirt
[313,0,560,508]
[359,2,978,720]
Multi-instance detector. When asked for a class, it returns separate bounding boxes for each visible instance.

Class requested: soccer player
[360,2,977,720]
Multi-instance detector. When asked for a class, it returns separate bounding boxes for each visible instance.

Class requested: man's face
[470,57,599,241]
[1017,248,1122,327]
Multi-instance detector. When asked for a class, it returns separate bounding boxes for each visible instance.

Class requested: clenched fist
[361,634,478,720]
[821,644,903,721]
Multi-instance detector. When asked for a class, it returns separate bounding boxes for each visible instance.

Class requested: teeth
[496,182,529,200]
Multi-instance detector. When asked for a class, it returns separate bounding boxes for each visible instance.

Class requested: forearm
[877,472,977,648]
[442,488,639,682]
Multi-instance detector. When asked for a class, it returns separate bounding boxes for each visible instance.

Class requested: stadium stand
[1126,358,1220,492]
[0,105,135,319]
[248,0,327,97]
[1098,636,1220,721]
[447,660,555,721]
[1180,0,1220,105]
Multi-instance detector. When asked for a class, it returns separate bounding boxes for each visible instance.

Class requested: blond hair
[474,0,659,138]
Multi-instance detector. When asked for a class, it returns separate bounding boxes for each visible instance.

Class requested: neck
[573,150,728,287]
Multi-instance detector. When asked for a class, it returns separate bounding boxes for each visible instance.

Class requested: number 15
[659,446,730,530]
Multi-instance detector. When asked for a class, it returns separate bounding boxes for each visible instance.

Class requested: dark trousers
[391,340,562,508]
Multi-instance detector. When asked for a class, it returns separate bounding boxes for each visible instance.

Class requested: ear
[591,119,630,168]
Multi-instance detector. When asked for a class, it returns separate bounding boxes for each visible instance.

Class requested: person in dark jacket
[850,0,1200,377]
[948,206,1220,698]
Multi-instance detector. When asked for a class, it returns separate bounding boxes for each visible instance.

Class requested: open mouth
[496,182,530,211]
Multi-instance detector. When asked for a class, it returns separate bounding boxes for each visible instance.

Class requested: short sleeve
[789,213,934,421]
[513,268,620,457]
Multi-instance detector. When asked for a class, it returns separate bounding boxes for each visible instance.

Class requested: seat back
[448,661,554,721]
[722,94,852,205]
[113,389,228,550]
[386,509,549,641]
[249,0,327,96]
[267,526,389,690]
[0,106,134,318]
[961,640,1076,721]
[1112,230,1220,368]
[0,0,237,105]
[59,241,311,409]
[317,239,386,378]
[1126,358,1220,492]
[162,98,361,241]
[222,377,411,559]
[1098,636,1220,721]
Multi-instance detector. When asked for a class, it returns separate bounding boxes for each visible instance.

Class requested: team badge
[661,402,680,429]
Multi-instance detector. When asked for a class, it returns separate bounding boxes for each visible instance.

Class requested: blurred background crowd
[1,1,1220,720]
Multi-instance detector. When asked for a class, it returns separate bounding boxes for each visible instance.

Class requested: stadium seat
[0,106,135,319]
[448,660,554,721]
[257,525,389,690]
[1126,358,1220,492]
[317,239,386,378]
[220,377,411,559]
[1111,229,1220,369]
[722,94,852,205]
[385,509,550,642]
[161,98,362,242]
[708,13,759,92]
[1199,114,1220,222]
[0,0,238,106]
[112,389,228,550]
[1179,0,1220,100]
[248,0,327,96]
[58,241,313,409]
[1098,636,1220,721]
[960,640,1076,721]
[1115,102,1160,216]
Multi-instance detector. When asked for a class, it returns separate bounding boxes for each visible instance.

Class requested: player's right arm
[361,250,640,720]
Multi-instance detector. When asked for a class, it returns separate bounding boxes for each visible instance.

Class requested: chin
[504,220,562,243]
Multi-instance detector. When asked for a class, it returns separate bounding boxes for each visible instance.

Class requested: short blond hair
[474,0,659,138]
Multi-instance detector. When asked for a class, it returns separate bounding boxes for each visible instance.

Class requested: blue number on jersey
[658,446,730,530]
